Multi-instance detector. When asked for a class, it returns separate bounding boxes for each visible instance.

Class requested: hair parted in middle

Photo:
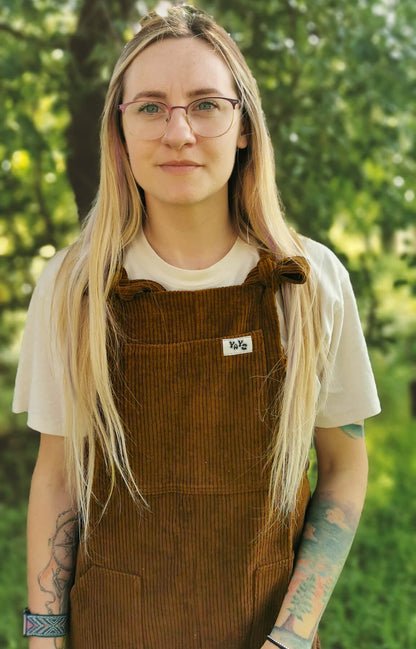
[54,4,326,539]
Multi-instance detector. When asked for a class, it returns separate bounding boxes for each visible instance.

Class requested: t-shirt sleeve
[312,244,381,428]
[12,251,68,436]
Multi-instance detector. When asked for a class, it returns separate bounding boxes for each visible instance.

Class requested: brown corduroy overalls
[70,253,319,649]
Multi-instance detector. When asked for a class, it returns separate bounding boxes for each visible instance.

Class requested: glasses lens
[123,101,169,140]
[187,97,236,138]
[122,98,237,140]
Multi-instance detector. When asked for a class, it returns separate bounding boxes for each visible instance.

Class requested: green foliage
[202,0,416,240]
[2,0,415,438]
[0,1,415,645]
[0,0,80,432]
[0,430,37,649]
[0,0,148,435]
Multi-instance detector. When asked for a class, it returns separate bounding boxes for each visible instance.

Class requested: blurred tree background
[0,0,415,647]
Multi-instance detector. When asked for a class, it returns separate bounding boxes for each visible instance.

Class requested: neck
[143,199,236,270]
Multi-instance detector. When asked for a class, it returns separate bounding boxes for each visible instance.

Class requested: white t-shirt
[12,231,380,435]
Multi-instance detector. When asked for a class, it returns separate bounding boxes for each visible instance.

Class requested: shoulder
[300,236,349,282]
[300,236,352,309]
[33,247,70,298]
[296,240,380,425]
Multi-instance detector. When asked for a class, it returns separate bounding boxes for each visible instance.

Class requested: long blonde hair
[54,5,325,536]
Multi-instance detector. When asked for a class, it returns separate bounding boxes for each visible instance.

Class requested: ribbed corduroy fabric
[69,253,320,649]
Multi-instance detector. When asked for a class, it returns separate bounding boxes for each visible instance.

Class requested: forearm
[27,441,78,648]
[269,488,363,648]
[266,425,368,649]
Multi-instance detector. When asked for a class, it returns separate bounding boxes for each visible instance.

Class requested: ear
[237,127,248,150]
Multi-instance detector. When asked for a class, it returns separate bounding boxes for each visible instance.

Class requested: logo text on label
[222,335,253,356]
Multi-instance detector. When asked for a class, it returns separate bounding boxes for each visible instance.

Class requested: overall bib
[70,253,319,649]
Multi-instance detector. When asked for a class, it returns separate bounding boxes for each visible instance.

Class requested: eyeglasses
[118,96,241,140]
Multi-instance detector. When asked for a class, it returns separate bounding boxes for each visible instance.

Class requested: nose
[161,106,196,148]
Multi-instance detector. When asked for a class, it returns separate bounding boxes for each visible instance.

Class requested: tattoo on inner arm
[271,492,361,649]
[37,509,79,616]
[339,422,364,439]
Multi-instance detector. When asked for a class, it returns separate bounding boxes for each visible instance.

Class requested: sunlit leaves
[0,0,80,415]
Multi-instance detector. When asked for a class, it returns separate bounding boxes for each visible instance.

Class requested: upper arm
[309,244,380,429]
[33,433,67,489]
[314,424,368,493]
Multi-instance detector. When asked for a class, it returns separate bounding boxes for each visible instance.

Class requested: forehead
[123,37,236,100]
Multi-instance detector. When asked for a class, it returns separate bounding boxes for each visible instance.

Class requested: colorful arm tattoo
[268,491,361,649]
[339,422,364,439]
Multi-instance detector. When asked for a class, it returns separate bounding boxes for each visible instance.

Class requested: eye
[193,99,219,112]
[137,102,164,115]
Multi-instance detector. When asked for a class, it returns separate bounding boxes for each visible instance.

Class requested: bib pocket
[119,329,274,494]
[69,565,142,649]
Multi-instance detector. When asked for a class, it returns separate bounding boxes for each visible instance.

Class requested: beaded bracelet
[23,608,68,637]
[266,635,292,649]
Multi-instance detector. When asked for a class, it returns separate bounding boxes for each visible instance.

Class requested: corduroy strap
[245,254,310,292]
[111,252,310,300]
[111,267,166,301]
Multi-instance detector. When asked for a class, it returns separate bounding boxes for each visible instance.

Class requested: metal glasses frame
[118,96,240,139]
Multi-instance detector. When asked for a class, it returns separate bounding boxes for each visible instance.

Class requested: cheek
[214,141,239,177]
[124,133,149,161]
[124,143,151,184]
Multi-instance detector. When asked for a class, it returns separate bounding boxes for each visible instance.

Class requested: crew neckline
[123,228,260,291]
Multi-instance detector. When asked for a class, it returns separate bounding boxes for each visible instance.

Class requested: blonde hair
[54,5,325,537]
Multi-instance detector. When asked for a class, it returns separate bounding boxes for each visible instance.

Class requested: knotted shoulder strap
[244,251,310,292]
[110,267,166,301]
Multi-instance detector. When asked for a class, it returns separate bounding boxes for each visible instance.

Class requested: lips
[158,160,202,174]
[159,159,201,166]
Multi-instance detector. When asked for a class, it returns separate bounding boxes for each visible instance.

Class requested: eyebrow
[131,88,226,102]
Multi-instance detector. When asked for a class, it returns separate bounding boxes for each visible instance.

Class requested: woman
[14,6,380,649]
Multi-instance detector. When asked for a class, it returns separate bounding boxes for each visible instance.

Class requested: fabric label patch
[222,335,253,356]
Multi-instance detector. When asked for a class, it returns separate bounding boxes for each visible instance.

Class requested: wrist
[29,638,64,649]
[267,635,292,649]
[23,608,68,638]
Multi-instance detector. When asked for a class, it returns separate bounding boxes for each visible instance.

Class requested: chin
[154,192,210,207]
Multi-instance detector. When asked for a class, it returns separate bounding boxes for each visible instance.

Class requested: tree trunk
[66,0,138,222]
[281,612,297,633]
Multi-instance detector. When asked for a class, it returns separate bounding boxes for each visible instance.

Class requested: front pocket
[250,558,294,649]
[69,565,142,649]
